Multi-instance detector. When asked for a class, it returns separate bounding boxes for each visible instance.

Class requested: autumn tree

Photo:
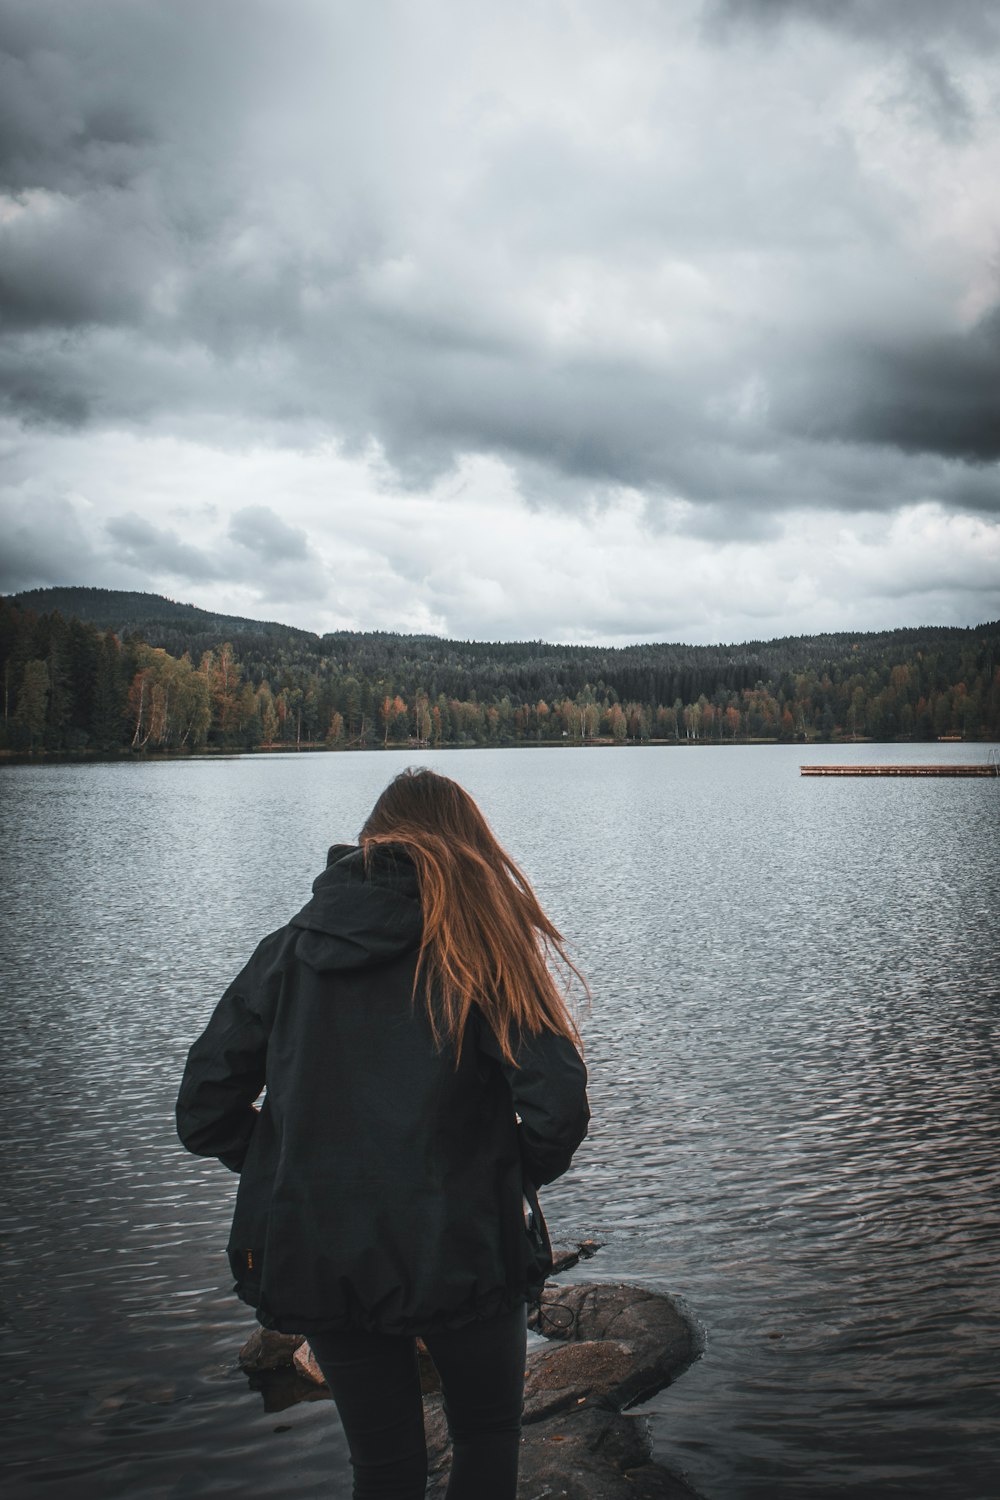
[201,642,243,742]
[256,682,280,744]
[380,693,408,746]
[128,646,210,749]
[413,692,431,746]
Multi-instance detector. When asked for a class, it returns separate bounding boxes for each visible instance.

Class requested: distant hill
[10,586,319,659]
[9,584,997,670]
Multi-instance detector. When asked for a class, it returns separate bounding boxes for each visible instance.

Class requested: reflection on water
[1,745,998,1498]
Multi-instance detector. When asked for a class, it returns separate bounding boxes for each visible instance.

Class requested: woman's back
[176,769,590,1499]
[178,842,588,1336]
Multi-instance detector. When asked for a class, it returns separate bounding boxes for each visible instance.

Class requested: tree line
[2,590,998,754]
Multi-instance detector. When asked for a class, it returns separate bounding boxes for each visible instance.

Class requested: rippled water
[2,745,998,1499]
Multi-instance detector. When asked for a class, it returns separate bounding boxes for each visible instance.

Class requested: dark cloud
[0,192,157,330]
[775,306,1000,469]
[900,51,976,144]
[0,0,260,198]
[0,0,997,636]
[105,513,222,580]
[229,505,311,562]
[0,353,90,427]
[0,494,95,591]
[705,0,1000,49]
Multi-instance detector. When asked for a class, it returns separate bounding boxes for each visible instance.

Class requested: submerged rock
[550,1237,602,1274]
[237,1327,304,1371]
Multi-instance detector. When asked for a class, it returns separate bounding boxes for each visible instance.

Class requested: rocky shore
[239,1245,699,1499]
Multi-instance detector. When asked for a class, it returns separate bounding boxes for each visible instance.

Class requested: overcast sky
[1,0,998,645]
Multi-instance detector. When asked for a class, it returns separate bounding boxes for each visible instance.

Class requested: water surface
[1,745,998,1498]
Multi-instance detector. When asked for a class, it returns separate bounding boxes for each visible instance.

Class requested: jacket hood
[289,844,423,972]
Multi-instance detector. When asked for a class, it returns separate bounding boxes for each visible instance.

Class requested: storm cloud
[0,0,997,642]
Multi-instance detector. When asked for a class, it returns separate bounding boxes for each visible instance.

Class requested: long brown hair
[360,768,586,1064]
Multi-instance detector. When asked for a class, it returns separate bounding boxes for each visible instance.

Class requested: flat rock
[523,1339,635,1422]
[530,1282,694,1412]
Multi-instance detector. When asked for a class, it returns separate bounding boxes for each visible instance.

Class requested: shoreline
[1,736,994,768]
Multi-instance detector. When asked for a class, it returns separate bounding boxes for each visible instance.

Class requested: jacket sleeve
[484,1024,590,1187]
[176,943,278,1173]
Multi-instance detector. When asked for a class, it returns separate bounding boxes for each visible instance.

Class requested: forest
[2,587,998,754]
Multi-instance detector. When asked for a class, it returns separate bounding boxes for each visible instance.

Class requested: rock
[530,1282,694,1413]
[238,1327,305,1371]
[523,1339,635,1423]
[245,1365,331,1413]
[237,1256,700,1498]
[428,1280,698,1498]
[551,1243,582,1273]
[551,1238,603,1274]
[293,1341,327,1386]
[516,1405,701,1499]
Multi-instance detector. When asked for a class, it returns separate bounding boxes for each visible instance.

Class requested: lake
[1,744,998,1499]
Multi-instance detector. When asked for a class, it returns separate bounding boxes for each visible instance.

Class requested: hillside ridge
[10,585,997,662]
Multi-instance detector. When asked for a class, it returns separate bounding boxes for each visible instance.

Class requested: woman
[176,767,589,1500]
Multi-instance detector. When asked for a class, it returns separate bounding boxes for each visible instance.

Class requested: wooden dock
[800,764,997,777]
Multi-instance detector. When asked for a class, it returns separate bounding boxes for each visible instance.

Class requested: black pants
[309,1303,527,1500]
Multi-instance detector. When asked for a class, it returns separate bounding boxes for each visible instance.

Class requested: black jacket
[176,845,589,1336]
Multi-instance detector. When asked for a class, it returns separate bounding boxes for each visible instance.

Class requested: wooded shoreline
[4,590,998,757]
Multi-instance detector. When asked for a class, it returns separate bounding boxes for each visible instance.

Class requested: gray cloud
[705,0,1000,48]
[0,0,998,640]
[773,305,1000,466]
[229,505,312,562]
[0,191,159,331]
[0,350,91,427]
[1,0,996,512]
[900,51,976,144]
[105,513,222,580]
[228,505,330,603]
[0,493,96,592]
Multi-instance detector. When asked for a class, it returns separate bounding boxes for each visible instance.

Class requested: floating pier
[800,764,997,777]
